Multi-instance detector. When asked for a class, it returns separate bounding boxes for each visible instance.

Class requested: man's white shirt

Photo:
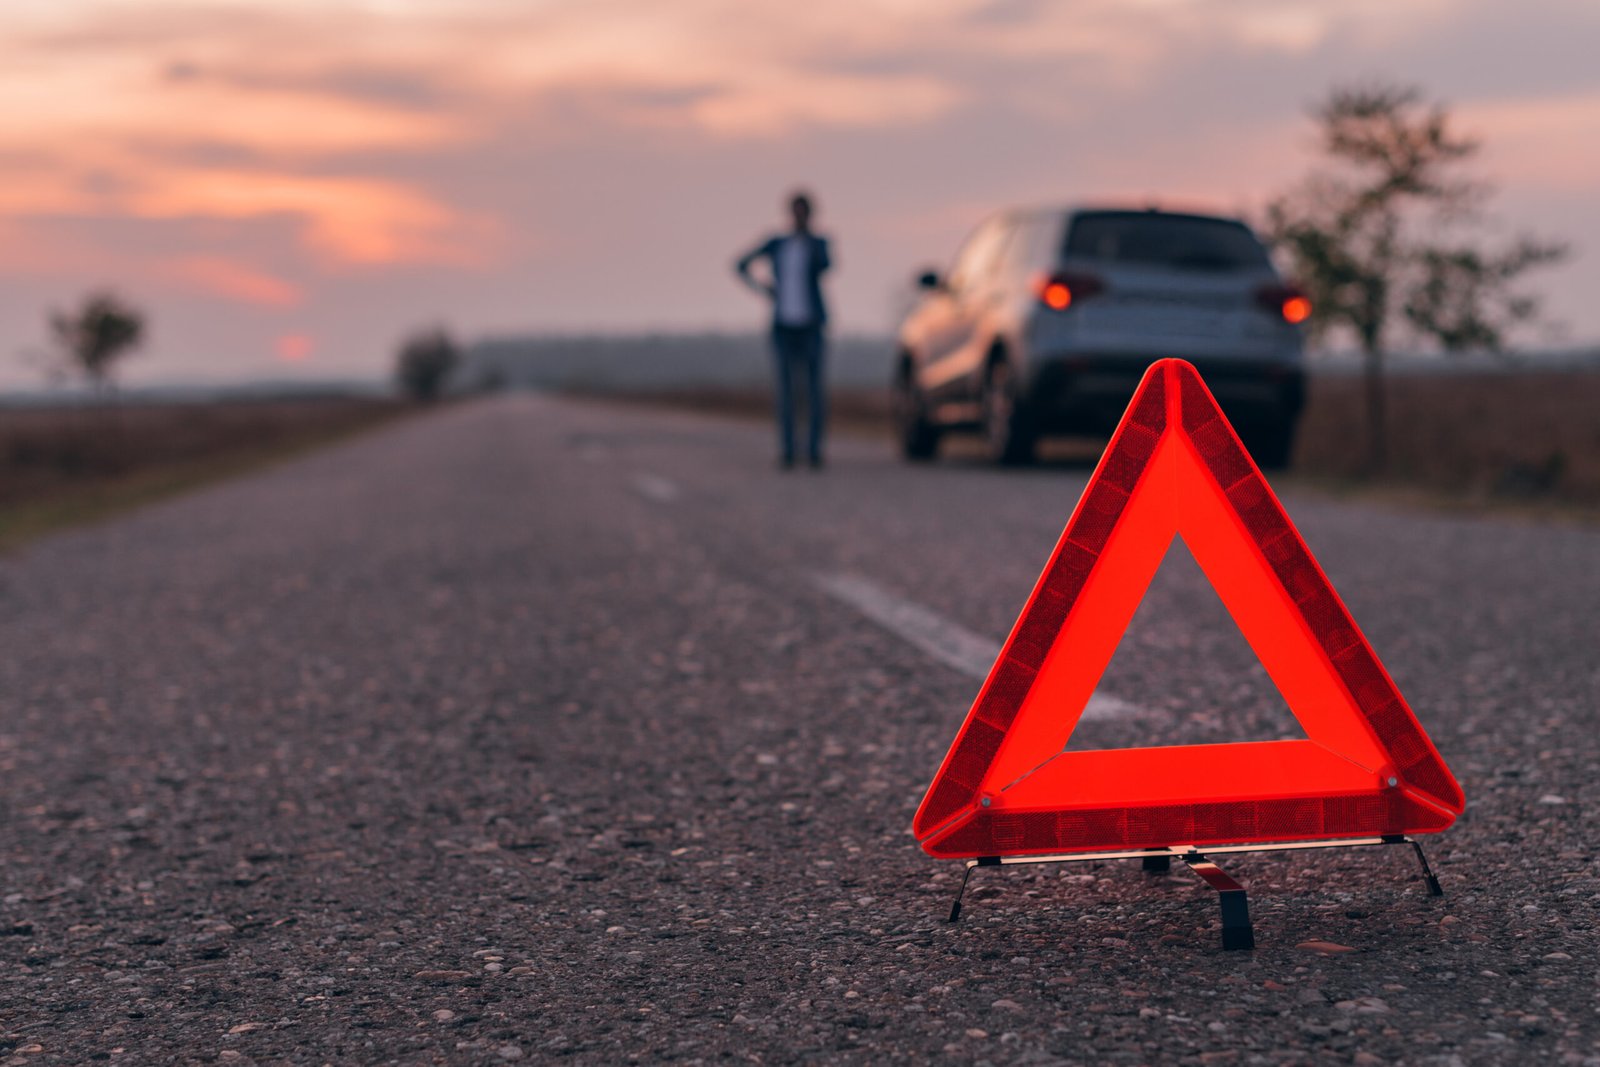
[775,235,813,326]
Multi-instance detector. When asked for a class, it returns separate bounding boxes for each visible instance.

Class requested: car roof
[1001,205,1254,229]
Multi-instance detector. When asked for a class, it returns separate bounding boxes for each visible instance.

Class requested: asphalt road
[2,394,1597,1065]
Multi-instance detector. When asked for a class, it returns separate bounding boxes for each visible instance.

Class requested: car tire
[1242,417,1296,471]
[894,364,940,461]
[983,360,1037,466]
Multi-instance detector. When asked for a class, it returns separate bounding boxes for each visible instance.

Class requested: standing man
[734,190,832,470]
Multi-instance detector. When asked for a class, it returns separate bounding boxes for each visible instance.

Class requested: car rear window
[1064,213,1270,271]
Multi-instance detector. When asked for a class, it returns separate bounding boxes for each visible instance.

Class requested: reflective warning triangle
[914,359,1464,859]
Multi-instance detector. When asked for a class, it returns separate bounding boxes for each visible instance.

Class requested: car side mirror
[916,269,942,291]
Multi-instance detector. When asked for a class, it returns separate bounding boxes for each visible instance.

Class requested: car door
[991,211,1063,377]
[946,218,1025,401]
[921,218,1006,400]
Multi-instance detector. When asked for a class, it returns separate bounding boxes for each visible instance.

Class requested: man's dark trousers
[771,324,826,465]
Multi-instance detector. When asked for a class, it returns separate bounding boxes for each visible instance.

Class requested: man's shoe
[779,456,795,471]
[808,455,824,470]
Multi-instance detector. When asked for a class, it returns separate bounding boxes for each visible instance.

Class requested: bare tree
[395,327,460,402]
[49,291,146,392]
[1266,84,1568,471]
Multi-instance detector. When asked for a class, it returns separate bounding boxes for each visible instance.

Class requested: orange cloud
[125,169,488,267]
[165,256,302,307]
[0,158,488,269]
[0,72,463,161]
[0,4,493,273]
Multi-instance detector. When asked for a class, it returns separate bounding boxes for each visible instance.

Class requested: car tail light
[1033,271,1105,311]
[1256,283,1312,324]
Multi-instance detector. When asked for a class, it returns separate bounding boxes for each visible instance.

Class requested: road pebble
[1296,940,1357,954]
[1335,997,1391,1014]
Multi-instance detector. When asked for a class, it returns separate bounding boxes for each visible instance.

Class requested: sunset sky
[4,0,1598,386]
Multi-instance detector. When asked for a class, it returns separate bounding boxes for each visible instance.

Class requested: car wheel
[983,360,1037,466]
[894,365,940,461]
[1242,417,1296,471]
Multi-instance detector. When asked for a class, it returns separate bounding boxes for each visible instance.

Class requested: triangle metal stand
[946,834,1442,951]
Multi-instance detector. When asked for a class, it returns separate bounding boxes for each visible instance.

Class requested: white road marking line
[631,473,681,503]
[812,571,1137,721]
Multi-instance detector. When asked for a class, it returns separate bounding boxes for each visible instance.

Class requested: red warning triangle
[914,359,1463,859]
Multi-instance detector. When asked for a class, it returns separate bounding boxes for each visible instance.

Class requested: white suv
[892,207,1308,467]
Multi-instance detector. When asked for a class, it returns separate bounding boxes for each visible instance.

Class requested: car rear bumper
[1027,354,1304,433]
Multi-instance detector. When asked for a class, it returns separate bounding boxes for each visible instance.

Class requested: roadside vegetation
[0,311,478,552]
[1266,83,1569,472]
[43,290,147,391]
[0,396,412,552]
[1293,369,1600,509]
[395,326,461,402]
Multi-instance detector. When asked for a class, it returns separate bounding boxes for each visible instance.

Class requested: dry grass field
[0,395,410,550]
[1296,370,1600,502]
